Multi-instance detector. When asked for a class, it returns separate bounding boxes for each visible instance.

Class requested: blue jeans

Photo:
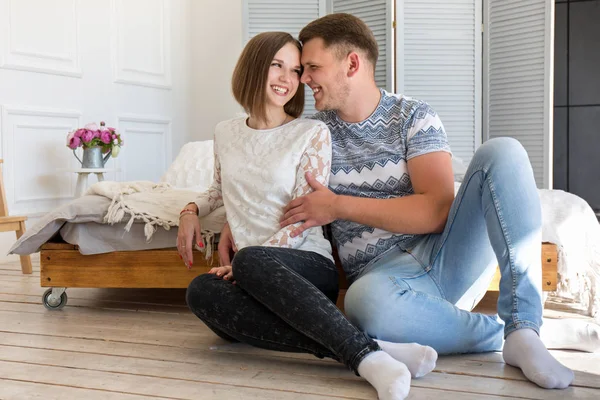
[344,137,543,355]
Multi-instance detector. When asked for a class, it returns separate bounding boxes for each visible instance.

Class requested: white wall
[190,0,244,142]
[0,0,193,261]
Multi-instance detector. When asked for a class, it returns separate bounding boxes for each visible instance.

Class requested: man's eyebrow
[302,61,318,67]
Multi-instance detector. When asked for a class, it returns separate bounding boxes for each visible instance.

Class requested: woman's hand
[218,222,238,267]
[209,265,234,282]
[177,209,202,269]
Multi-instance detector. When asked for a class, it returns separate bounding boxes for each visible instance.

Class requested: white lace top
[193,117,333,261]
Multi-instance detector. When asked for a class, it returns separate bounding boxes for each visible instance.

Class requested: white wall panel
[1,106,81,215]
[116,114,171,182]
[0,0,81,77]
[111,0,172,89]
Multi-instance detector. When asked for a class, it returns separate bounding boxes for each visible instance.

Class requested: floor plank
[1,258,599,400]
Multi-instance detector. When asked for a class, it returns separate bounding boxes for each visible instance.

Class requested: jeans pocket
[399,250,430,278]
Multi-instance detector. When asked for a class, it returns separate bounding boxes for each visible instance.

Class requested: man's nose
[301,70,310,84]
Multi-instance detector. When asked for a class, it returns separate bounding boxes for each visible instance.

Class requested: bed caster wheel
[43,288,68,310]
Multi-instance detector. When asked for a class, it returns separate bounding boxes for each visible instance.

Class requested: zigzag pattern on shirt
[331,220,374,247]
[314,93,440,176]
[331,173,412,199]
[342,234,416,281]
[331,155,401,175]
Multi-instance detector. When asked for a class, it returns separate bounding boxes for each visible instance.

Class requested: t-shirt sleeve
[405,102,452,160]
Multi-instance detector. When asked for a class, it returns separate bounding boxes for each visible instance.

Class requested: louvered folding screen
[331,0,393,91]
[484,0,553,188]
[400,0,482,163]
[243,0,326,117]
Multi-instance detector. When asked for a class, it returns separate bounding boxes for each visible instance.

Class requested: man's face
[301,38,350,112]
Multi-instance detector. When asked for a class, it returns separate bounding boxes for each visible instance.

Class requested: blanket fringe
[103,188,217,262]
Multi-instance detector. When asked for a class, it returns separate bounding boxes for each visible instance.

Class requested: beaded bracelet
[179,210,197,218]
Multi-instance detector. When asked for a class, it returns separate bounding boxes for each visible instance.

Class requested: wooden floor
[1,258,599,399]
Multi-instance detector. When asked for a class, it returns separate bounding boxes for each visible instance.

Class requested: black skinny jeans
[186,246,380,373]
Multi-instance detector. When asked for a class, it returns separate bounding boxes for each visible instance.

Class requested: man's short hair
[299,13,379,69]
[232,32,304,122]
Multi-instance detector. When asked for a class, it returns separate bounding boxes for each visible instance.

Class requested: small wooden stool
[0,159,32,274]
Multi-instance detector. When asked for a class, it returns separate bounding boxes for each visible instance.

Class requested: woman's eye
[271,62,281,67]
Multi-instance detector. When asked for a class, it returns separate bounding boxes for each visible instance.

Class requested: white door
[397,0,483,164]
[483,0,554,188]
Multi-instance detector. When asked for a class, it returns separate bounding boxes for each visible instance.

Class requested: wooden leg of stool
[16,221,32,274]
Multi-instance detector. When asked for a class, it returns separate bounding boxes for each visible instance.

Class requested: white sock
[375,340,438,378]
[503,328,574,389]
[541,318,600,352]
[357,351,411,400]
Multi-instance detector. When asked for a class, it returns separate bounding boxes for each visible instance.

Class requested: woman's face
[265,42,302,110]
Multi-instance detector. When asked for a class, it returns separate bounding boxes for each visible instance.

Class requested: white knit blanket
[85,180,226,258]
[540,189,600,321]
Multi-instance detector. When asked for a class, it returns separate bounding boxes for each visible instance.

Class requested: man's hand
[281,172,338,237]
[218,222,238,267]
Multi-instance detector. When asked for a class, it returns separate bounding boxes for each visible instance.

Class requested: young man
[218,13,600,391]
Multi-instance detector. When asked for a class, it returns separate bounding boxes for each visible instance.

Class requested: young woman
[177,32,436,400]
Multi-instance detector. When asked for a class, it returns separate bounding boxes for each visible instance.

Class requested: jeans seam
[428,169,486,299]
[485,169,519,321]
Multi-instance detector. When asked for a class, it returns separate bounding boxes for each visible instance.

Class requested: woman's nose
[280,70,292,81]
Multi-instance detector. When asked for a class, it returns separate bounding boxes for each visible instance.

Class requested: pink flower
[111,134,117,139]
[74,129,85,138]
[108,127,116,132]
[82,130,95,143]
[66,131,75,147]
[100,131,112,144]
[92,130,101,139]
[68,136,81,149]
[84,123,98,131]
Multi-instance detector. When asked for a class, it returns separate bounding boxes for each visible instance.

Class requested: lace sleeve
[194,138,224,218]
[261,124,332,248]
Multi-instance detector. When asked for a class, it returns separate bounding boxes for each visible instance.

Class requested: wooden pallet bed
[39,242,558,310]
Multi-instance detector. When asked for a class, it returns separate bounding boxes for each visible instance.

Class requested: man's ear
[347,52,360,77]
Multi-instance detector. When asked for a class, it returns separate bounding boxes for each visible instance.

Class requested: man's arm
[281,151,455,237]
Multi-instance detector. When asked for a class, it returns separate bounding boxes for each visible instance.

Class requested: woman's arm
[185,138,225,218]
[261,124,332,247]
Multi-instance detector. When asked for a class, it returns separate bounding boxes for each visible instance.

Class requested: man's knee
[475,137,529,169]
[344,274,402,336]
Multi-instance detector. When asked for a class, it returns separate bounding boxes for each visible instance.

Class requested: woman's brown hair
[232,32,304,123]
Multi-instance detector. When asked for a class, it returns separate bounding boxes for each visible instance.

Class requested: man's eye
[294,69,301,75]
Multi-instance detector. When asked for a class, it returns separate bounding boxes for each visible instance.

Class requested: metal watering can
[74,146,111,168]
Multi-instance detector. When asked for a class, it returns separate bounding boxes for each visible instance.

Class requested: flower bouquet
[67,122,124,168]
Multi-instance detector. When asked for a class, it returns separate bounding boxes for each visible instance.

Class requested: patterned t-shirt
[312,90,451,282]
